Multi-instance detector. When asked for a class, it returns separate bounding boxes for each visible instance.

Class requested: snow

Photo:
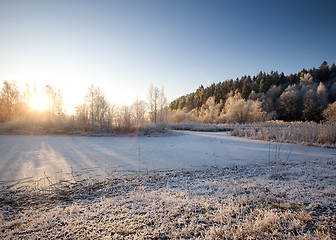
[0,131,335,184]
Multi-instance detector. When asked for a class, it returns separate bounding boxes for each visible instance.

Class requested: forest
[170,61,336,123]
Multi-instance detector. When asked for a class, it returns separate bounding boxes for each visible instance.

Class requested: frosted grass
[1,157,335,239]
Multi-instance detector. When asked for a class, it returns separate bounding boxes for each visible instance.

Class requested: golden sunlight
[30,95,49,111]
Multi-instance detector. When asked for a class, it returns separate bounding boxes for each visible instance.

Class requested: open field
[0,131,335,239]
[0,131,335,185]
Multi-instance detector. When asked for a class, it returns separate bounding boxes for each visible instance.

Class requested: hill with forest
[170,61,336,123]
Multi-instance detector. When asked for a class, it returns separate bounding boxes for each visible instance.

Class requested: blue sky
[0,0,335,113]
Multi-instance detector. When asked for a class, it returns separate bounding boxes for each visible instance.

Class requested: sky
[0,0,336,114]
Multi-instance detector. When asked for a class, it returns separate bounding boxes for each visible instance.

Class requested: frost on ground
[170,121,336,148]
[1,157,335,239]
[1,131,335,184]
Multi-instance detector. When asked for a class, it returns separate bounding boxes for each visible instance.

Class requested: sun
[30,95,49,111]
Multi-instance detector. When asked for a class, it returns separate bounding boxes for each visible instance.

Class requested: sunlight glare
[30,95,49,111]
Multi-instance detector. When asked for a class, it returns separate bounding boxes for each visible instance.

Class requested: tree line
[75,83,168,132]
[1,61,336,130]
[0,82,63,122]
[170,61,336,123]
[0,82,168,132]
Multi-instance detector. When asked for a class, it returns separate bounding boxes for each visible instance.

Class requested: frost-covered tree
[76,85,111,130]
[317,82,329,110]
[280,85,302,121]
[171,108,199,123]
[0,81,20,121]
[23,83,31,105]
[300,72,313,84]
[221,92,265,123]
[159,87,168,123]
[148,84,168,124]
[148,84,160,124]
[299,73,317,94]
[45,85,64,117]
[86,85,95,124]
[106,103,117,128]
[121,105,131,130]
[302,89,319,121]
[263,85,282,117]
[132,100,147,127]
[323,102,336,121]
[75,103,89,132]
[199,96,222,123]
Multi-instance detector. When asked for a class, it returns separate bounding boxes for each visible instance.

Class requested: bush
[231,121,336,147]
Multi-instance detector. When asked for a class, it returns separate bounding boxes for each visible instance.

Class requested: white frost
[0,131,335,184]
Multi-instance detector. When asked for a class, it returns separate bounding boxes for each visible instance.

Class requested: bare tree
[159,87,168,123]
[76,85,113,131]
[105,103,117,129]
[45,85,64,117]
[23,83,31,105]
[82,85,110,126]
[93,87,109,124]
[121,105,131,130]
[148,83,160,124]
[75,103,89,132]
[0,81,20,121]
[132,100,147,127]
[86,85,95,124]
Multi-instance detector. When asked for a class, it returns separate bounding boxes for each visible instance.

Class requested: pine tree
[259,79,266,93]
[318,61,330,82]
[317,82,329,110]
[302,89,319,121]
[242,77,252,99]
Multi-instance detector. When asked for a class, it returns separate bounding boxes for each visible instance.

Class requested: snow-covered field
[0,131,335,184]
[0,131,335,238]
